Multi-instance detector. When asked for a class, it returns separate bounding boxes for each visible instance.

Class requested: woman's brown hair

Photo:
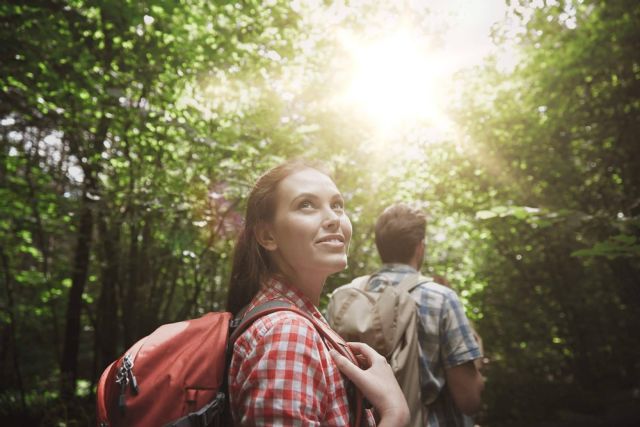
[226,160,328,315]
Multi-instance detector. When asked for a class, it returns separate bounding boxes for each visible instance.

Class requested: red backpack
[96,300,364,427]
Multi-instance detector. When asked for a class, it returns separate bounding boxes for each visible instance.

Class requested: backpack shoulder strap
[395,273,425,294]
[229,300,293,343]
[231,299,361,367]
[228,300,365,427]
[352,275,371,290]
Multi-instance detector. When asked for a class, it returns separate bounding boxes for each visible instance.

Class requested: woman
[226,160,409,426]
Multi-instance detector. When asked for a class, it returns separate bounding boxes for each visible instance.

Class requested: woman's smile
[261,167,352,282]
[315,233,346,249]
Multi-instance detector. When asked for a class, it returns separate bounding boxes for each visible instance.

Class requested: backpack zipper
[115,353,139,413]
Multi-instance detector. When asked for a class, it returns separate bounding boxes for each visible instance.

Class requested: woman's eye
[299,200,313,209]
[332,201,344,210]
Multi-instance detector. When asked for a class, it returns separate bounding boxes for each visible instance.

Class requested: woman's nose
[322,208,340,229]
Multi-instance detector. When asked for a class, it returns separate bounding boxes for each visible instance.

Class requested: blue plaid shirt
[367,264,482,427]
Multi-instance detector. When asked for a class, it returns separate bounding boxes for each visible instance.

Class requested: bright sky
[323,0,516,136]
[429,0,510,70]
[188,0,518,140]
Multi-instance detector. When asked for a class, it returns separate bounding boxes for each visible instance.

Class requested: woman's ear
[255,222,278,251]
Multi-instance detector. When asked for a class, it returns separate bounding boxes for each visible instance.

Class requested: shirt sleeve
[231,314,338,427]
[439,291,482,369]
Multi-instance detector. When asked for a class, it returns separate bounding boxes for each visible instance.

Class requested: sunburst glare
[338,29,453,134]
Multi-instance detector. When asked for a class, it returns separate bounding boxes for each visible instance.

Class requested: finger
[329,349,353,370]
[329,349,363,380]
[347,342,379,361]
[353,353,370,369]
[346,342,376,367]
[346,341,371,354]
[355,354,368,363]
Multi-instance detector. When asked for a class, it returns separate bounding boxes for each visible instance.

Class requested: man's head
[374,203,426,267]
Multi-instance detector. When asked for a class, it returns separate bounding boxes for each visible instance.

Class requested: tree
[1,0,303,407]
[451,0,640,423]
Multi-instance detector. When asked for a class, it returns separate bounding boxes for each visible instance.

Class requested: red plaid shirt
[229,278,376,426]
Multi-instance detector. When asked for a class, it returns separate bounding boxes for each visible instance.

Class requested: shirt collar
[379,263,419,274]
[259,276,325,320]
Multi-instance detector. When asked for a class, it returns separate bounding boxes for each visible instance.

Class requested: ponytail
[226,227,268,315]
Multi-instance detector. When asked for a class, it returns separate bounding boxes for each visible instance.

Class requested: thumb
[330,349,362,379]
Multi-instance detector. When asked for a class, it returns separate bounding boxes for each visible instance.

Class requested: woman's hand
[330,342,410,427]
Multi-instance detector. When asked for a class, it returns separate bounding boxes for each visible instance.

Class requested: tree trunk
[60,195,94,398]
[122,222,140,346]
[0,248,26,412]
[94,215,120,380]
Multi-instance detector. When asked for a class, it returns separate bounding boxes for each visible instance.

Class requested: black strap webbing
[164,392,225,427]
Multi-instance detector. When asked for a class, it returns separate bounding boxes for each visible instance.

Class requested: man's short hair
[375,204,426,264]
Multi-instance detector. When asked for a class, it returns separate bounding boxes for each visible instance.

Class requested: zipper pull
[128,371,139,395]
[115,369,128,414]
[118,387,127,414]
[116,355,133,414]
[122,354,139,395]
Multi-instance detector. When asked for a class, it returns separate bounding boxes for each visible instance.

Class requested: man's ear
[255,222,278,251]
[412,239,425,269]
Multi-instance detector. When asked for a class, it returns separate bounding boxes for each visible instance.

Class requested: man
[367,203,484,426]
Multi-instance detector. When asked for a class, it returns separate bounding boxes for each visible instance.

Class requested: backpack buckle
[187,392,225,427]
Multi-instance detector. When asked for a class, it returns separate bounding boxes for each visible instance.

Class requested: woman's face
[259,167,352,280]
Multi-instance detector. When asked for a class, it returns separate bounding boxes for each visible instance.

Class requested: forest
[1,0,639,425]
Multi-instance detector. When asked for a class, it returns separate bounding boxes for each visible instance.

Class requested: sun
[338,30,452,133]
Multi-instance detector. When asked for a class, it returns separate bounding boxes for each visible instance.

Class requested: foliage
[1,0,305,418]
[1,0,639,425]
[450,0,640,424]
